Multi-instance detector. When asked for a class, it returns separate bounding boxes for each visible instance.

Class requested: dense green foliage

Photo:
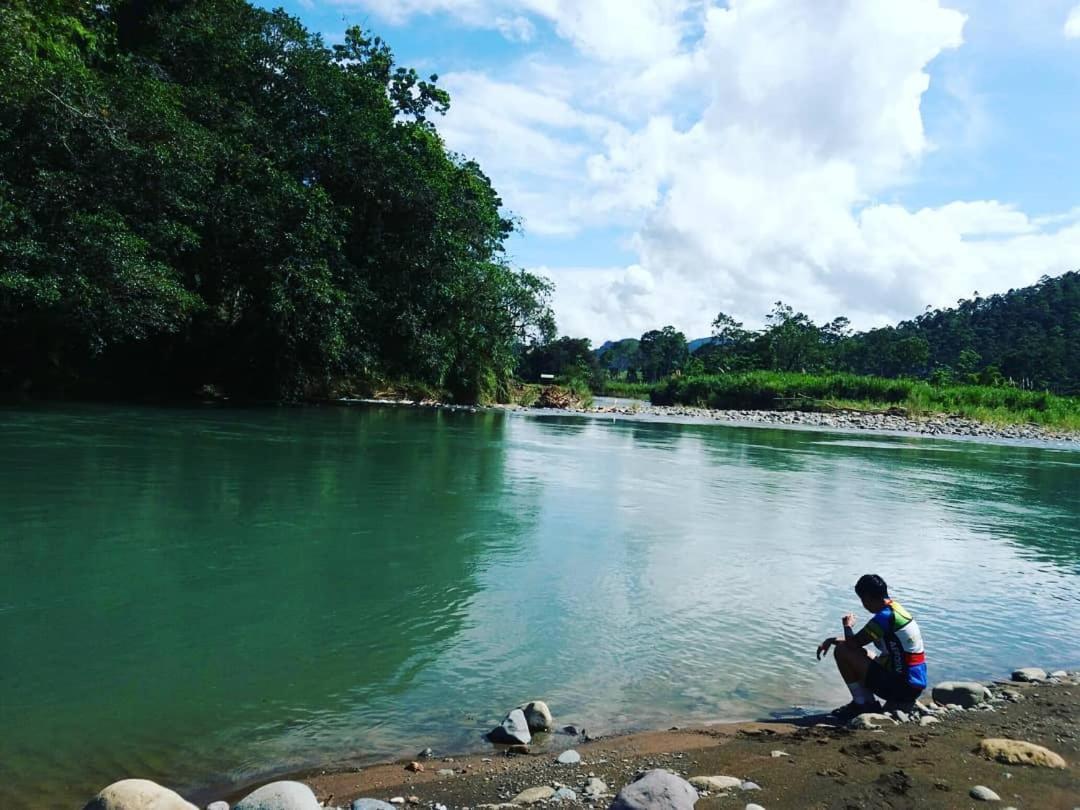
[651,371,1080,429]
[0,0,554,401]
[596,273,1079,396]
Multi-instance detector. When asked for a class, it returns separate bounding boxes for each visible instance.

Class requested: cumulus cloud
[337,0,1080,341]
[1066,4,1080,38]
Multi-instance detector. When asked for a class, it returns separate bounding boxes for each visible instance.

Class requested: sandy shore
[256,673,1080,810]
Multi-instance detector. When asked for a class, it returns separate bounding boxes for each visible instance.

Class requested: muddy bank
[294,674,1078,810]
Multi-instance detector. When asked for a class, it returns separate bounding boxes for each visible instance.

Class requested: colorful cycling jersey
[862,599,927,690]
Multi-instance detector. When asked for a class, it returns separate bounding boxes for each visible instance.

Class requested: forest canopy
[0,0,555,401]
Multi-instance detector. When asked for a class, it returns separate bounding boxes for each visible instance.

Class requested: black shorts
[866,661,923,704]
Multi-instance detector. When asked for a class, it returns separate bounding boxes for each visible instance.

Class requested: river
[1,404,1077,808]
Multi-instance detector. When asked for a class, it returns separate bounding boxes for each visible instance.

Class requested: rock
[584,778,608,798]
[234,782,320,810]
[689,776,742,791]
[489,709,532,745]
[1050,670,1067,678]
[552,788,577,802]
[847,713,898,729]
[557,750,582,765]
[518,701,554,732]
[405,762,424,773]
[740,782,761,791]
[418,748,435,759]
[351,801,396,810]
[891,710,910,723]
[978,738,1067,769]
[919,715,939,727]
[970,785,1001,802]
[83,780,198,810]
[560,725,584,736]
[610,770,697,810]
[437,769,456,777]
[999,688,1024,702]
[207,804,229,810]
[1011,667,1047,682]
[390,800,405,806]
[511,787,555,805]
[745,806,766,810]
[769,751,788,758]
[931,681,991,708]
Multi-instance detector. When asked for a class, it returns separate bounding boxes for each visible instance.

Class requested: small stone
[970,785,1001,801]
[234,782,320,810]
[207,803,230,810]
[437,769,455,777]
[739,782,761,792]
[891,710,910,723]
[557,750,582,765]
[390,800,405,806]
[83,780,198,810]
[511,787,555,805]
[407,798,419,805]
[745,806,766,810]
[689,776,742,791]
[1011,667,1047,683]
[405,762,424,773]
[552,788,577,802]
[560,725,584,736]
[919,716,939,727]
[769,751,788,758]
[978,738,1067,769]
[418,748,435,759]
[584,778,608,798]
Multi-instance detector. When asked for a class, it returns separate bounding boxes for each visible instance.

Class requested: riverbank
[275,671,1077,810]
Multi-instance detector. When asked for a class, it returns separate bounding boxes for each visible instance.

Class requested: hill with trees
[0,0,554,402]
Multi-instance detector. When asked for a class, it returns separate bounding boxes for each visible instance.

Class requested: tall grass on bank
[650,372,1080,430]
[597,380,653,400]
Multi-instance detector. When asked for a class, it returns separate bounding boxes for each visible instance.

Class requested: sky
[258,0,1080,342]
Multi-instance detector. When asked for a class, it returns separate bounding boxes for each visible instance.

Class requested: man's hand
[842,613,857,629]
[816,637,839,660]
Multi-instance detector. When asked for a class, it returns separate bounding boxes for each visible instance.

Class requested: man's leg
[834,641,877,708]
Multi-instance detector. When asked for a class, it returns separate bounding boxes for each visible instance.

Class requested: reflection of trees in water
[0,405,527,806]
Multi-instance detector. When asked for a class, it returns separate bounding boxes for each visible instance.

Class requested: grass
[649,371,1080,431]
[596,380,653,400]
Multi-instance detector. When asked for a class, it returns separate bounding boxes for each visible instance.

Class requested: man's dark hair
[855,574,889,600]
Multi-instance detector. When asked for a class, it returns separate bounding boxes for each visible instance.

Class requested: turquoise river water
[1,404,1077,808]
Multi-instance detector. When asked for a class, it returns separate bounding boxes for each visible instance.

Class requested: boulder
[969,785,1001,802]
[611,770,697,810]
[931,681,991,708]
[978,739,1067,769]
[847,713,898,730]
[689,776,741,792]
[1011,667,1047,683]
[234,781,320,810]
[511,787,555,805]
[557,750,581,765]
[489,709,532,745]
[351,802,397,810]
[518,701,554,732]
[207,804,230,810]
[82,779,198,810]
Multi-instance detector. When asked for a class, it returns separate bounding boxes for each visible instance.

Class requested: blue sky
[257,0,1080,341]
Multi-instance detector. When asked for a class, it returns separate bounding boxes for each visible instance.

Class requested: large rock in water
[82,779,198,810]
[978,738,1067,769]
[931,681,991,708]
[610,770,698,810]
[518,700,554,732]
[488,709,532,745]
[233,781,320,810]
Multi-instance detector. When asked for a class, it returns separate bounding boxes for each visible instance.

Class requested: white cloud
[1066,4,1080,38]
[332,0,1080,341]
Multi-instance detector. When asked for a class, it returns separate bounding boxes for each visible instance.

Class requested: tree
[637,326,689,381]
[761,302,823,372]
